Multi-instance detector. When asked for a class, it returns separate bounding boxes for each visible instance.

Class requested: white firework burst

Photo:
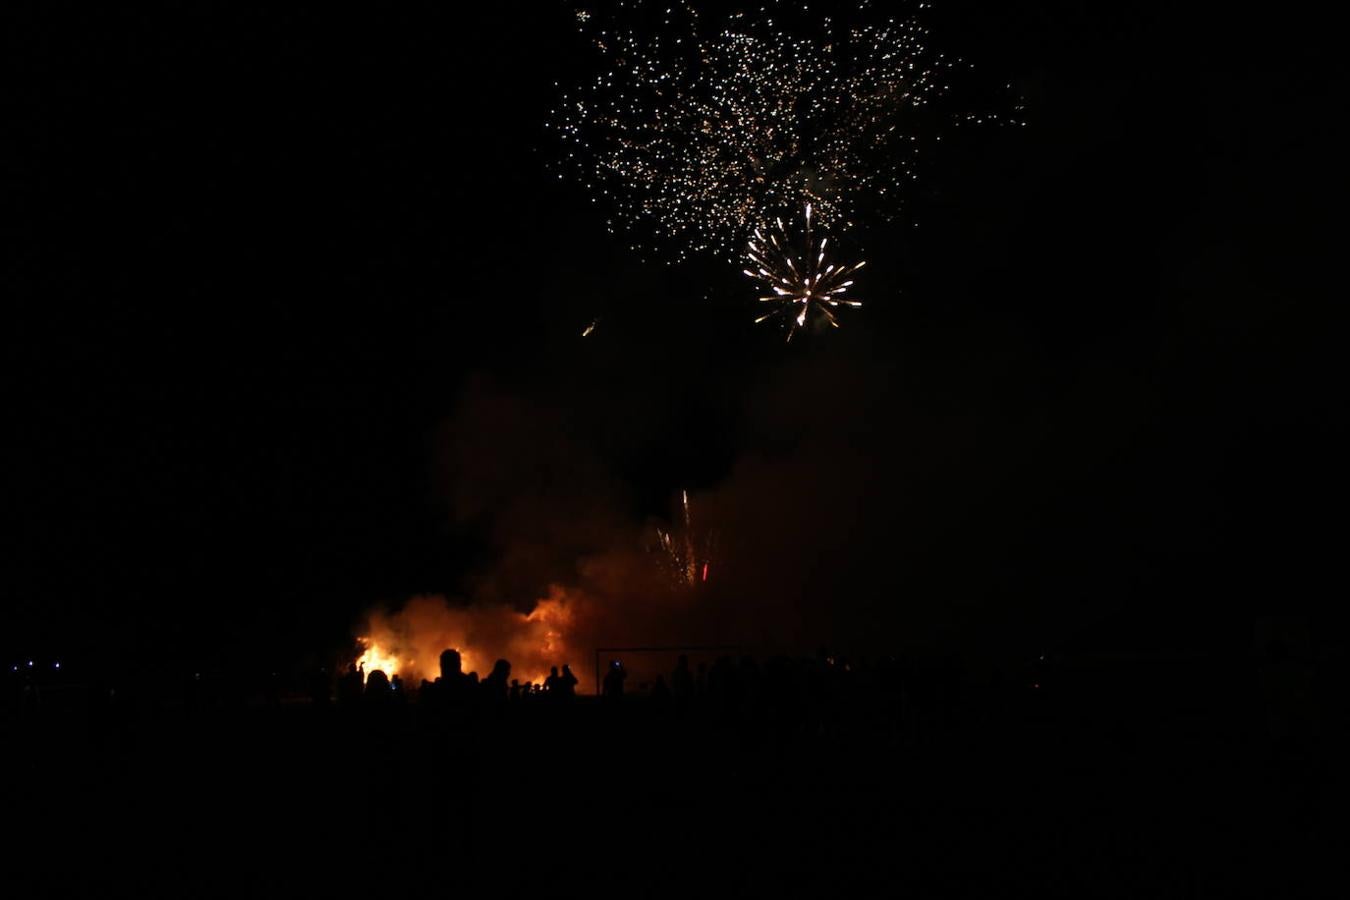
[744,203,864,342]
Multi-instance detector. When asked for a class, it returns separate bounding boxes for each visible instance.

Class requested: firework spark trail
[553,1,1024,261]
[655,489,714,587]
[745,203,864,341]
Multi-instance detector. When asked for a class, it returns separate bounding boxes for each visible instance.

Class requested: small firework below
[654,489,715,588]
[581,317,600,337]
[745,203,864,342]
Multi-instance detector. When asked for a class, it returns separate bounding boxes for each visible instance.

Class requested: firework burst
[745,203,863,341]
[553,1,1023,261]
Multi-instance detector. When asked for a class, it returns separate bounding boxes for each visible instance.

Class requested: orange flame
[354,638,415,683]
[353,589,587,691]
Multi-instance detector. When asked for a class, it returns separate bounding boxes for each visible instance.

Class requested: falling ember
[745,204,864,342]
[581,317,599,337]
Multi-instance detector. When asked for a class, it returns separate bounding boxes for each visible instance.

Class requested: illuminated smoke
[343,374,892,694]
[355,589,587,690]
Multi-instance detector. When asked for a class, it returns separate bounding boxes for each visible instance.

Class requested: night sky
[5,3,1337,673]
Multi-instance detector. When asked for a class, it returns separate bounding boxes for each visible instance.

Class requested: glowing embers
[745,203,863,342]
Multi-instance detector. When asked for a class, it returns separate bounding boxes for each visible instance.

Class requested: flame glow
[352,589,587,690]
[354,638,414,683]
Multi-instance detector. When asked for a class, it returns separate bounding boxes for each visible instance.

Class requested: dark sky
[4,2,1338,669]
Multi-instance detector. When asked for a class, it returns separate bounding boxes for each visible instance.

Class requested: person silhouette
[338,662,364,709]
[438,649,472,710]
[364,669,391,705]
[440,649,463,680]
[483,659,511,704]
[559,664,579,700]
[602,659,627,700]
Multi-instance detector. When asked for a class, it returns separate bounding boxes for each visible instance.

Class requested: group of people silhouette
[316,647,929,736]
[328,648,586,711]
[327,650,739,710]
[10,644,1042,744]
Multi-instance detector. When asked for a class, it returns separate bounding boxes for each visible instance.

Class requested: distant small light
[1032,683,1040,689]
[54,662,61,670]
[28,660,33,667]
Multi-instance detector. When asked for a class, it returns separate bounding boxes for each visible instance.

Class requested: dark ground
[5,664,1325,897]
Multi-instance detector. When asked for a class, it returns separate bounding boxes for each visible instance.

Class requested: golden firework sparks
[552,1,1023,261]
[745,203,863,341]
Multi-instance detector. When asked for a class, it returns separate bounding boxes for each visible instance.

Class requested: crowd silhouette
[4,641,1317,898]
[5,642,1317,763]
[237,644,1027,745]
